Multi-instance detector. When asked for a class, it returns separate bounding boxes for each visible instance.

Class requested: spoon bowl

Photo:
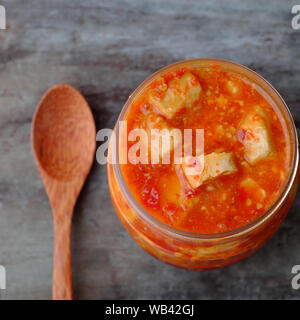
[31,84,96,299]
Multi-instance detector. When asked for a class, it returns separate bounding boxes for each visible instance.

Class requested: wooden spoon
[31,84,96,300]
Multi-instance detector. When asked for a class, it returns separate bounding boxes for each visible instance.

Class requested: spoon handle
[52,214,73,300]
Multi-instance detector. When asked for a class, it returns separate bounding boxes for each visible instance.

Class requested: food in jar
[121,65,290,234]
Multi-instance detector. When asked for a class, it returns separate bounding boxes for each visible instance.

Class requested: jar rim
[112,58,299,241]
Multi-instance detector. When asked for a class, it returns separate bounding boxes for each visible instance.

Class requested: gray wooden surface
[0,0,300,300]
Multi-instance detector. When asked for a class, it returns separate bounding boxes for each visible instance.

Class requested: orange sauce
[121,65,290,233]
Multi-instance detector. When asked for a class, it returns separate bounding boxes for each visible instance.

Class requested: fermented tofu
[239,107,273,164]
[240,177,266,202]
[146,114,182,163]
[148,72,202,119]
[182,152,237,189]
[226,80,239,95]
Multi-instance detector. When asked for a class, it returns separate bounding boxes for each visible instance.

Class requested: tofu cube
[146,114,182,163]
[148,72,202,119]
[182,152,237,189]
[239,107,273,164]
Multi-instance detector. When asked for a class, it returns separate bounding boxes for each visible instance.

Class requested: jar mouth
[112,58,299,241]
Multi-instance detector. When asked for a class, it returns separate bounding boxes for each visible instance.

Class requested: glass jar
[107,58,299,270]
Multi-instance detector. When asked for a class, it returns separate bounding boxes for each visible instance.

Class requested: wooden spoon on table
[31,84,96,300]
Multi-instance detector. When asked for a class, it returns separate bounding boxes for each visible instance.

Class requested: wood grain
[31,84,96,299]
